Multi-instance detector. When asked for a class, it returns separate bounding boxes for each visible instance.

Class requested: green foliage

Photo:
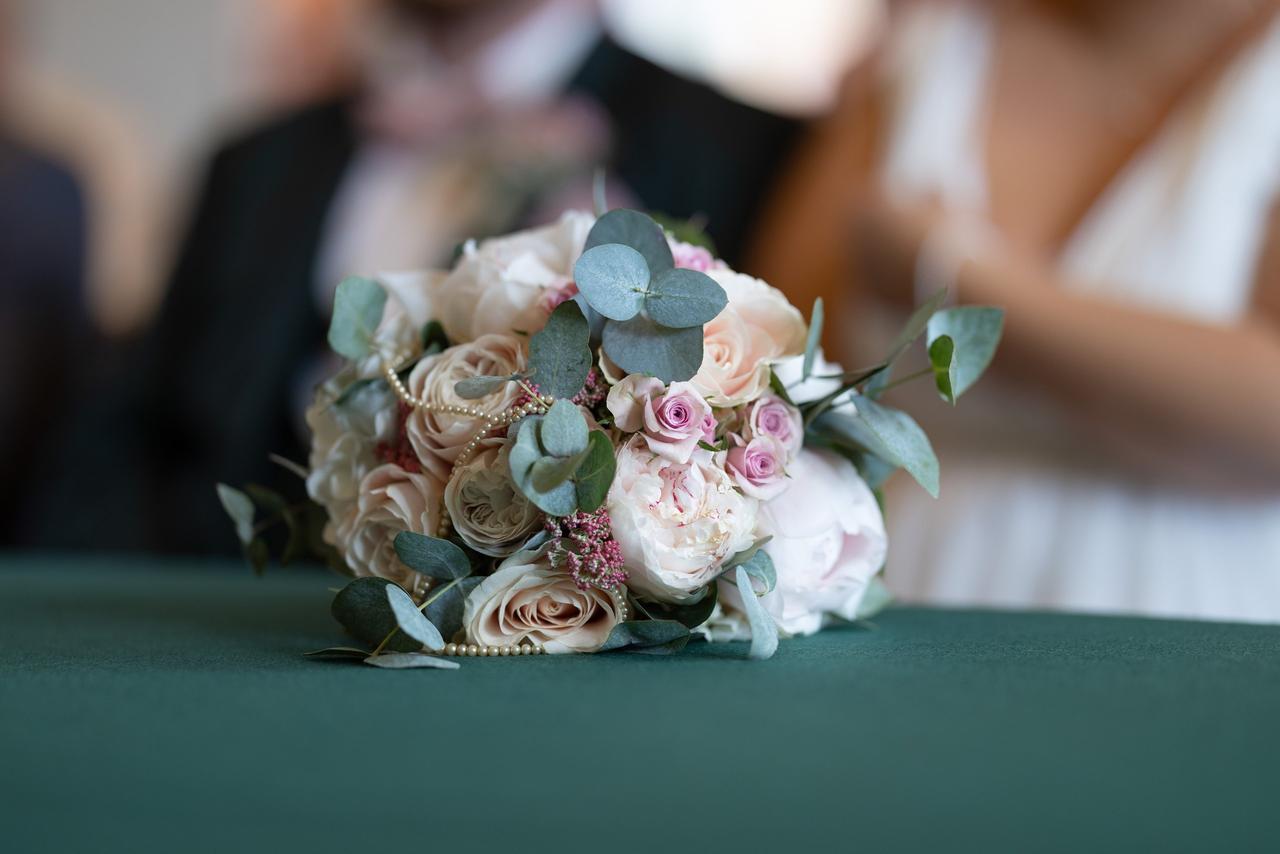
[928,334,957,403]
[216,484,254,545]
[303,647,369,661]
[729,549,777,595]
[599,620,692,654]
[539,399,589,457]
[528,300,592,399]
[926,306,1005,399]
[803,297,824,380]
[812,397,940,498]
[584,208,674,274]
[644,268,727,328]
[648,211,717,253]
[424,576,483,641]
[530,449,590,492]
[327,276,387,360]
[393,531,471,580]
[602,316,704,383]
[573,431,617,513]
[331,578,421,652]
[573,244,649,321]
[453,375,518,400]
[385,584,445,651]
[735,566,778,660]
[632,584,718,630]
[510,411,617,517]
[364,653,460,670]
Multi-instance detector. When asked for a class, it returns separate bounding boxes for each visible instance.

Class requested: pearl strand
[440,642,546,657]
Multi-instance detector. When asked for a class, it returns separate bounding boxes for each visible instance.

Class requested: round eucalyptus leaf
[330,577,421,652]
[385,584,445,651]
[539,399,589,458]
[584,208,674,274]
[327,276,387,360]
[393,531,471,580]
[644,268,727,328]
[602,316,705,383]
[364,653,460,670]
[573,244,649,321]
[573,431,616,513]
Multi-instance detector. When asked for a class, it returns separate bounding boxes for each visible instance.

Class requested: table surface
[2,556,1278,854]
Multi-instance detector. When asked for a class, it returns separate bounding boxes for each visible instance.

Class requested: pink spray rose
[746,395,804,459]
[606,376,714,464]
[724,435,789,500]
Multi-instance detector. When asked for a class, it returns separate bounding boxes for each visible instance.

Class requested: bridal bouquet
[219,206,1002,667]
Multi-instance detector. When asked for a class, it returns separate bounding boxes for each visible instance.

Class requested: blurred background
[4,0,1279,622]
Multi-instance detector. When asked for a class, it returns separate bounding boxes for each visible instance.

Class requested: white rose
[305,376,398,544]
[607,440,758,604]
[444,442,543,557]
[404,333,527,481]
[720,449,886,636]
[463,547,621,653]
[691,270,806,407]
[331,463,446,589]
[433,210,594,344]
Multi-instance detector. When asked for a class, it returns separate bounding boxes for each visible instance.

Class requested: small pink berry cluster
[544,509,627,591]
[375,401,421,473]
[571,367,608,409]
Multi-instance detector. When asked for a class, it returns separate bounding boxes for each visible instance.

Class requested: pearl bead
[445,643,457,656]
[466,645,478,656]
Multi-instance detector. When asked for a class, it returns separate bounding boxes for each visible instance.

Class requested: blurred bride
[752,0,1280,622]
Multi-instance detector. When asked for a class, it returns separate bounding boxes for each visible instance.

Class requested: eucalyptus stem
[250,502,312,537]
[369,575,469,657]
[872,367,933,395]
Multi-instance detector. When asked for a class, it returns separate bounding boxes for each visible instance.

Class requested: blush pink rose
[724,435,789,500]
[607,376,713,464]
[746,395,804,459]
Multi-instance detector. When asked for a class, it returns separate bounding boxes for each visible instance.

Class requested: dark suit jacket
[51,38,801,555]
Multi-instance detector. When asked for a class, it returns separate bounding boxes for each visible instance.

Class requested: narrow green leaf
[385,584,445,651]
[216,484,255,546]
[574,430,617,513]
[584,208,674,274]
[573,243,649,321]
[599,620,692,654]
[728,549,776,595]
[816,396,940,497]
[802,297,824,380]
[602,316,704,383]
[453,374,516,400]
[539,398,589,457]
[928,334,957,404]
[926,306,1005,398]
[327,276,387,360]
[884,288,948,366]
[644,268,727,328]
[303,646,369,661]
[364,653,460,670]
[528,300,592,399]
[246,538,270,576]
[393,531,471,580]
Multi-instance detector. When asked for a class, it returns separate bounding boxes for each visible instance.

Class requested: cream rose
[346,270,443,380]
[404,333,527,481]
[691,270,806,407]
[720,449,887,636]
[331,463,445,589]
[444,442,543,557]
[433,210,594,344]
[463,547,621,653]
[607,441,758,604]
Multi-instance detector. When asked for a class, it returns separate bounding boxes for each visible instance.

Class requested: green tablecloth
[2,557,1278,853]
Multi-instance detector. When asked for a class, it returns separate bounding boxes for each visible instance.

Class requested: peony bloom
[463,546,621,653]
[724,434,789,500]
[607,376,713,464]
[306,376,399,548]
[433,210,594,344]
[691,270,806,407]
[331,463,445,590]
[444,442,543,557]
[720,449,886,636]
[404,333,527,481]
[608,441,758,603]
[745,394,804,459]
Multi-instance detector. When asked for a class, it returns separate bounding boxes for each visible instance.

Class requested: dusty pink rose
[724,435,789,500]
[606,376,712,463]
[691,271,806,407]
[746,395,803,459]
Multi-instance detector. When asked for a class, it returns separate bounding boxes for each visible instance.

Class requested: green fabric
[3,556,1278,853]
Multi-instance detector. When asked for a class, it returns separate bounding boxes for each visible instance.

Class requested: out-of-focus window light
[600,0,886,117]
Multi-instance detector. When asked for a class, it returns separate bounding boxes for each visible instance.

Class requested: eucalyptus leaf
[602,316,704,383]
[424,576,483,641]
[303,647,369,661]
[721,537,773,573]
[584,208,674,274]
[730,549,776,595]
[926,306,1005,398]
[385,584,445,651]
[246,538,269,576]
[599,619,692,654]
[530,447,590,492]
[573,243,649,321]
[883,288,948,366]
[573,430,617,513]
[393,531,471,580]
[364,653,460,670]
[331,577,421,652]
[928,334,957,404]
[327,276,387,360]
[735,566,778,660]
[454,374,516,400]
[216,484,254,546]
[529,300,592,399]
[644,268,727,328]
[815,397,940,497]
[539,399,589,457]
[803,297,824,380]
[633,584,718,630]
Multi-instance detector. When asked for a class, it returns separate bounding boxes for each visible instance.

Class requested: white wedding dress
[875,3,1280,622]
